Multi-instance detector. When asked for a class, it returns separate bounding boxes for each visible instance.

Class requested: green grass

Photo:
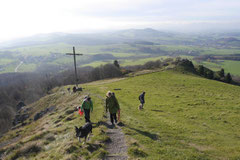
[201,48,240,55]
[1,69,240,159]
[18,63,37,72]
[9,43,73,56]
[111,52,137,57]
[0,58,15,65]
[51,57,73,65]
[81,61,110,67]
[160,45,240,55]
[196,61,221,71]
[1,41,240,74]
[194,60,240,76]
[221,60,240,76]
[0,65,16,73]
[160,45,202,52]
[0,86,109,160]
[84,70,240,159]
[120,56,169,66]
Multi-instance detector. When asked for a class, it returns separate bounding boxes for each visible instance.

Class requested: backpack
[78,108,84,116]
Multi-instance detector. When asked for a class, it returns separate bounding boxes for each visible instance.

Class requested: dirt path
[15,61,23,72]
[89,92,128,159]
[104,115,128,160]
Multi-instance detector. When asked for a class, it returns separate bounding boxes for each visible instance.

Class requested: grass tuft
[66,145,78,154]
[128,147,148,158]
[27,131,49,142]
[8,143,42,160]
[91,148,108,159]
[65,109,75,115]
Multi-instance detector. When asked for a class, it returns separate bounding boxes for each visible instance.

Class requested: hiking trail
[91,93,128,160]
[104,114,128,160]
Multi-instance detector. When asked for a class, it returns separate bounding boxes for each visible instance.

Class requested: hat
[106,91,112,97]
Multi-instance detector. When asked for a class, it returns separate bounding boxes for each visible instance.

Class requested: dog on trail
[75,122,92,144]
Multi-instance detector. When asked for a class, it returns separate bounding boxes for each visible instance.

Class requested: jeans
[110,113,117,124]
[84,109,91,122]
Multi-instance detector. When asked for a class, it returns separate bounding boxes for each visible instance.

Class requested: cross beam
[66,46,83,87]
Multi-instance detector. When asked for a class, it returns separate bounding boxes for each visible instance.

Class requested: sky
[0,0,240,42]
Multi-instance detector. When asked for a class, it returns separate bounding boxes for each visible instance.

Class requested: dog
[75,122,92,144]
[138,104,143,110]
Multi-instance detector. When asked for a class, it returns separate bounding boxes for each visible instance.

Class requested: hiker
[139,91,145,109]
[106,91,120,125]
[81,96,93,123]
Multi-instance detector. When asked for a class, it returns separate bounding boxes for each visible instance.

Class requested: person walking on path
[81,95,93,123]
[139,91,145,109]
[106,91,120,125]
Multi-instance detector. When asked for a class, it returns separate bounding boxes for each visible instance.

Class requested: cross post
[66,46,83,87]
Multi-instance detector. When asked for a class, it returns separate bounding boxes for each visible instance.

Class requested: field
[1,43,240,75]
[1,30,240,76]
[221,60,240,76]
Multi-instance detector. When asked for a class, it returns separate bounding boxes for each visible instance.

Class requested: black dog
[75,122,92,144]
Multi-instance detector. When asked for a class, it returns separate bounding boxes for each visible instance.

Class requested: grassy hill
[1,69,240,159]
[86,70,240,159]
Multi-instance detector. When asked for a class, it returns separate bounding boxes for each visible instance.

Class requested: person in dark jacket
[106,91,120,125]
[139,91,145,109]
[81,96,93,122]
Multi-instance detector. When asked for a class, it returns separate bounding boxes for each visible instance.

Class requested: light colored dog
[138,104,143,110]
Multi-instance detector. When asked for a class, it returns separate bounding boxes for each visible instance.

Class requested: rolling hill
[1,29,240,75]
[0,68,240,159]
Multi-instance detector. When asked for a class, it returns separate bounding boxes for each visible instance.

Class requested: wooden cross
[66,46,83,87]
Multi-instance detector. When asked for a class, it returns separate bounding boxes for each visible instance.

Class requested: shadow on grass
[95,121,115,129]
[86,143,101,153]
[151,109,164,112]
[126,126,158,140]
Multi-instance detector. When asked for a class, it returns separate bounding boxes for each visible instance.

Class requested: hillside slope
[0,87,110,160]
[86,70,240,159]
[1,70,240,159]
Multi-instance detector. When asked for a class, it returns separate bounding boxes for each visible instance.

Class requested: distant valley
[1,28,240,76]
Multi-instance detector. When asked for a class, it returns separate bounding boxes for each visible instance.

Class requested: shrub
[225,73,232,83]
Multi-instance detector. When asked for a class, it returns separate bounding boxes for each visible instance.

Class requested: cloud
[0,0,240,41]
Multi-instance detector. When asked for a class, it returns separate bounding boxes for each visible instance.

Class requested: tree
[198,65,204,75]
[225,73,232,83]
[206,70,214,79]
[219,68,225,78]
[114,60,120,68]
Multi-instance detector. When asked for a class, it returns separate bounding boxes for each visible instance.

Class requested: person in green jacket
[81,96,93,122]
[106,91,120,125]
